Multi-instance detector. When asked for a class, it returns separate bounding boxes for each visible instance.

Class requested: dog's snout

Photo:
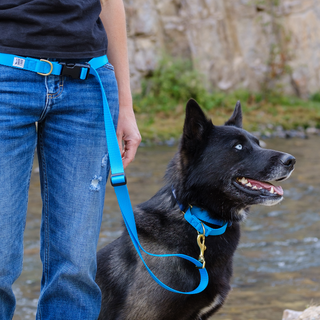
[280,154,296,168]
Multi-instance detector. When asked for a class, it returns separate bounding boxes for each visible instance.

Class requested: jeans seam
[39,77,51,122]
[48,76,64,99]
[38,125,50,298]
[26,132,37,195]
[20,137,37,276]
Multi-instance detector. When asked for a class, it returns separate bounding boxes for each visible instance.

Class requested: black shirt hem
[0,46,108,60]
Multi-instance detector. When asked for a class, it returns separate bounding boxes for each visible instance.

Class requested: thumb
[116,130,124,160]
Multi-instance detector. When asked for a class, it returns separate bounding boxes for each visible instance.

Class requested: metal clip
[196,223,206,269]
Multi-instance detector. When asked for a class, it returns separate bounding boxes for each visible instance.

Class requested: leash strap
[0,53,91,79]
[89,58,209,294]
[0,53,209,294]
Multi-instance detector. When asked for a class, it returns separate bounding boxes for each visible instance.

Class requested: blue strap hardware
[184,207,228,236]
[60,62,91,80]
[172,189,229,268]
[0,52,211,294]
[172,188,229,236]
[110,173,127,187]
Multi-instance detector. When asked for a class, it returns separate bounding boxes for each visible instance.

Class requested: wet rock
[282,306,320,320]
[253,127,310,141]
[165,137,176,146]
[283,310,303,320]
[283,130,308,139]
[259,140,267,148]
[306,127,320,135]
[251,131,262,139]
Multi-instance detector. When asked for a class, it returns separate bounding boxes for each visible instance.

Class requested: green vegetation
[133,56,320,143]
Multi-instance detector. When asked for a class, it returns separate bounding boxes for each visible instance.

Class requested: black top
[0,0,108,59]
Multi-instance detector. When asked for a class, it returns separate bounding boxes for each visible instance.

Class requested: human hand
[116,107,141,169]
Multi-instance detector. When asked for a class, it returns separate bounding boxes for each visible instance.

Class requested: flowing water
[13,136,320,320]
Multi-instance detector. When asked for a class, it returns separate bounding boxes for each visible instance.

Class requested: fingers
[121,139,138,169]
[116,127,141,169]
[116,106,141,169]
[117,133,123,158]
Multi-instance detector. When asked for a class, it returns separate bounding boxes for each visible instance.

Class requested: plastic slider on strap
[59,62,90,80]
[110,173,127,187]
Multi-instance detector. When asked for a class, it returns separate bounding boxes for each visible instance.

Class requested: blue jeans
[0,60,119,319]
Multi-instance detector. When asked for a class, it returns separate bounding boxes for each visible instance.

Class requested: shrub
[134,55,211,113]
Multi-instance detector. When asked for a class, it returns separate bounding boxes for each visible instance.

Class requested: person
[0,0,141,319]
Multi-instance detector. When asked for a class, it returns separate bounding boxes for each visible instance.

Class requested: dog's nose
[280,154,296,169]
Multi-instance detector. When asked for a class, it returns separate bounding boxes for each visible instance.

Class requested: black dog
[96,100,295,320]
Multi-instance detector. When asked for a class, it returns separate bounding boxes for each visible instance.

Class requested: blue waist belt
[0,53,209,294]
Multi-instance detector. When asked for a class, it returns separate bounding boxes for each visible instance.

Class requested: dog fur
[96,99,296,320]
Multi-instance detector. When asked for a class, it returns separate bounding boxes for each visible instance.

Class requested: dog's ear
[182,99,211,143]
[225,101,242,128]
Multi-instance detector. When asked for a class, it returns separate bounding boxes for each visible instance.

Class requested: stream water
[13,136,320,320]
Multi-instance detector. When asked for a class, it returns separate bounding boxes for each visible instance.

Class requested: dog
[96,99,296,320]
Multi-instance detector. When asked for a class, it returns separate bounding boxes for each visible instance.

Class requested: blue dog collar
[184,206,228,236]
[172,188,229,236]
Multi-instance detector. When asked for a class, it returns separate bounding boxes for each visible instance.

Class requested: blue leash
[0,53,212,294]
[89,57,210,294]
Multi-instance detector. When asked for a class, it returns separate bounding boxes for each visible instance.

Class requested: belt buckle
[59,62,90,80]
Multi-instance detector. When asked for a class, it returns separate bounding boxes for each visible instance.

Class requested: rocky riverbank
[139,125,320,147]
[252,125,320,140]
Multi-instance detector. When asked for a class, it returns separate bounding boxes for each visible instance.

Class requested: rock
[282,309,303,320]
[282,306,320,320]
[298,306,320,320]
[306,127,320,135]
[260,140,267,148]
[124,0,320,96]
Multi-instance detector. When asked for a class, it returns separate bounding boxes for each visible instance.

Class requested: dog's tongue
[247,178,283,196]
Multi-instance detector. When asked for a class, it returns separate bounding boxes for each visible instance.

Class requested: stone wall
[124,0,320,98]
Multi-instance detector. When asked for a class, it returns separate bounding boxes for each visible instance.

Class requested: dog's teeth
[240,177,248,185]
[252,186,258,190]
[270,187,274,194]
[246,182,252,187]
[259,187,262,190]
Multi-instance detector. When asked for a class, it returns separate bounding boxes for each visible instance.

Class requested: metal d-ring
[37,59,53,76]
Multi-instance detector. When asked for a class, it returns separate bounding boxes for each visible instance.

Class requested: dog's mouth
[233,177,283,197]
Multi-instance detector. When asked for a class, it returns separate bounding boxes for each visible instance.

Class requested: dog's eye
[235,144,243,150]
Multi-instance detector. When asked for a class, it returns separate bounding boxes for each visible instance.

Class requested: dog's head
[168,99,296,222]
